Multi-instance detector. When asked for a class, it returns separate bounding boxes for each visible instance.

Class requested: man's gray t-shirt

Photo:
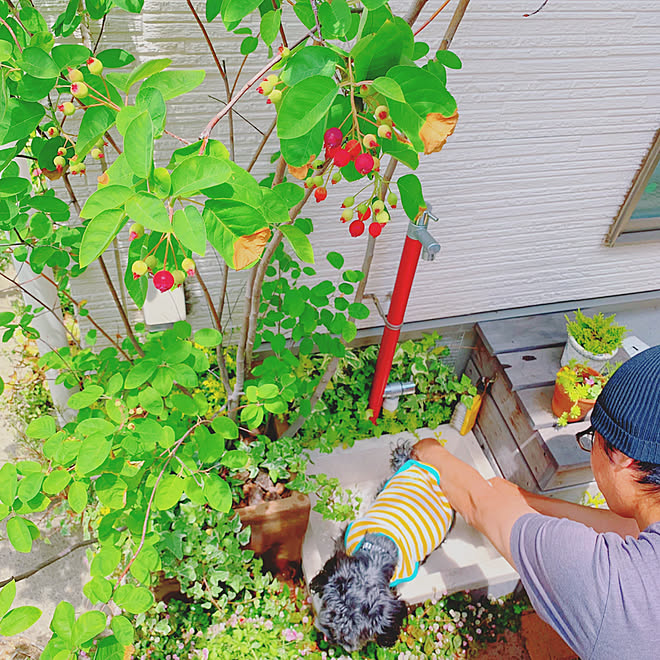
[511,513,660,659]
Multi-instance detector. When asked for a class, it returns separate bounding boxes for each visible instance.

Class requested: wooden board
[517,385,558,429]
[466,360,555,487]
[495,346,563,392]
[476,313,567,355]
[472,392,540,491]
[539,426,593,489]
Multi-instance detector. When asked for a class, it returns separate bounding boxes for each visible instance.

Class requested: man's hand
[411,437,446,464]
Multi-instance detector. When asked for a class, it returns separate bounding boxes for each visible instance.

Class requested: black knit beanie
[591,345,660,463]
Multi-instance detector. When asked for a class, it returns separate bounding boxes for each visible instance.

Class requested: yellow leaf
[419,110,459,155]
[233,227,271,270]
[287,163,309,180]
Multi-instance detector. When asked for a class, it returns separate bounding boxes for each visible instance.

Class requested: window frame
[607,127,660,246]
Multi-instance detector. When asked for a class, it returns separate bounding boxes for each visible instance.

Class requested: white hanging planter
[560,334,618,371]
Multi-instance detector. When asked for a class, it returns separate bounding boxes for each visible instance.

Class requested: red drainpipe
[368,213,440,422]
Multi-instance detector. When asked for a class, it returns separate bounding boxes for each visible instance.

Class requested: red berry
[324,127,343,149]
[345,139,361,160]
[153,269,174,292]
[354,153,375,175]
[369,222,383,238]
[314,186,327,203]
[333,148,351,168]
[349,220,365,237]
[358,207,372,223]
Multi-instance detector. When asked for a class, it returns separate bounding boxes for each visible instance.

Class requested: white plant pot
[560,334,618,371]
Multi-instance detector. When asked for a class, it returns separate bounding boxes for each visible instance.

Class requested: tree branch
[247,117,277,173]
[0,538,96,588]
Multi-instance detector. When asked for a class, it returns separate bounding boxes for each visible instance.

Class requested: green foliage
[0,0,465,652]
[565,309,627,355]
[297,333,474,452]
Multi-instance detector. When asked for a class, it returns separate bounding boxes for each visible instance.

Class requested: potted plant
[552,360,613,425]
[561,309,627,370]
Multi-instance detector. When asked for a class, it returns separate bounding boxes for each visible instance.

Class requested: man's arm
[412,438,639,565]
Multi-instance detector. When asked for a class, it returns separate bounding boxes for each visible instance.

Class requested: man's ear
[611,449,635,471]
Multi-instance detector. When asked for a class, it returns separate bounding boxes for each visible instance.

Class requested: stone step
[302,425,520,604]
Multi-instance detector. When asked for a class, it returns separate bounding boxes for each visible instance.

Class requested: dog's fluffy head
[310,541,407,651]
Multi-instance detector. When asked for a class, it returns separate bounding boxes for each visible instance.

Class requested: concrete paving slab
[302,425,520,604]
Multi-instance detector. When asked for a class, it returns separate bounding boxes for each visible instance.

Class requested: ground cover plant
[0,0,471,656]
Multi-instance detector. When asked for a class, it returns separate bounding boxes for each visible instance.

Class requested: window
[607,127,660,245]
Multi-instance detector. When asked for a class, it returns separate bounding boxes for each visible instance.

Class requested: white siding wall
[44,0,660,343]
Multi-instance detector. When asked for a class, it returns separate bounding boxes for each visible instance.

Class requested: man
[412,344,660,658]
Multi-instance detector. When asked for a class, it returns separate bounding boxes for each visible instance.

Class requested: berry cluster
[36,59,109,179]
[257,74,283,105]
[129,224,197,293]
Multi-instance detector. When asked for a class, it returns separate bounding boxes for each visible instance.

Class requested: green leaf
[280,46,341,87]
[97,48,135,68]
[111,615,134,645]
[17,47,58,79]
[0,177,29,198]
[171,156,230,198]
[51,44,91,72]
[17,472,44,503]
[43,469,72,495]
[436,49,462,69]
[0,606,41,636]
[86,0,113,20]
[50,601,75,643]
[81,185,133,219]
[206,0,222,22]
[153,475,185,511]
[280,225,314,264]
[72,610,106,647]
[83,576,113,604]
[79,209,126,267]
[221,450,248,470]
[138,387,163,417]
[221,0,261,27]
[194,327,222,347]
[326,251,344,269]
[76,106,116,159]
[361,0,388,7]
[6,516,35,553]
[348,302,370,320]
[173,206,206,255]
[76,434,111,475]
[0,99,45,146]
[90,545,121,577]
[0,580,16,619]
[279,117,325,167]
[203,473,232,512]
[120,58,172,92]
[113,0,144,13]
[0,463,16,506]
[351,21,405,82]
[371,76,405,102]
[203,199,269,269]
[94,634,125,659]
[76,418,115,437]
[318,0,351,39]
[380,134,419,170]
[141,69,206,101]
[68,481,88,512]
[125,193,170,233]
[16,75,57,102]
[240,404,264,429]
[240,36,258,56]
[26,415,56,439]
[272,182,305,209]
[277,76,337,140]
[136,85,167,136]
[211,416,238,439]
[260,10,281,45]
[124,111,153,179]
[113,584,154,614]
[397,173,426,222]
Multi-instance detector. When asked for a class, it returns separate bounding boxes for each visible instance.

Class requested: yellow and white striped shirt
[344,460,453,586]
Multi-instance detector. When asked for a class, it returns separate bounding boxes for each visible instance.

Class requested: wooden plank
[476,314,567,355]
[538,426,593,490]
[472,333,504,381]
[473,393,539,491]
[466,360,555,487]
[517,385,557,429]
[496,346,563,391]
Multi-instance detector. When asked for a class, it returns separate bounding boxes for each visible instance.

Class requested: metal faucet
[407,206,441,261]
[382,381,416,412]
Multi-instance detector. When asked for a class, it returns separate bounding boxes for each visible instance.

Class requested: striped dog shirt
[344,459,453,586]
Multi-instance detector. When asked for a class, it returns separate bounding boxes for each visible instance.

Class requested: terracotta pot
[551,365,601,422]
[237,491,310,573]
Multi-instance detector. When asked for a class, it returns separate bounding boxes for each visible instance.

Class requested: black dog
[310,440,453,651]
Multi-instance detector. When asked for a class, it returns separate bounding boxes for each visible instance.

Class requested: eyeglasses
[576,426,595,452]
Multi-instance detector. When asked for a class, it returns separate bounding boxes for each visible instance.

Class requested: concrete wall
[42,0,660,348]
